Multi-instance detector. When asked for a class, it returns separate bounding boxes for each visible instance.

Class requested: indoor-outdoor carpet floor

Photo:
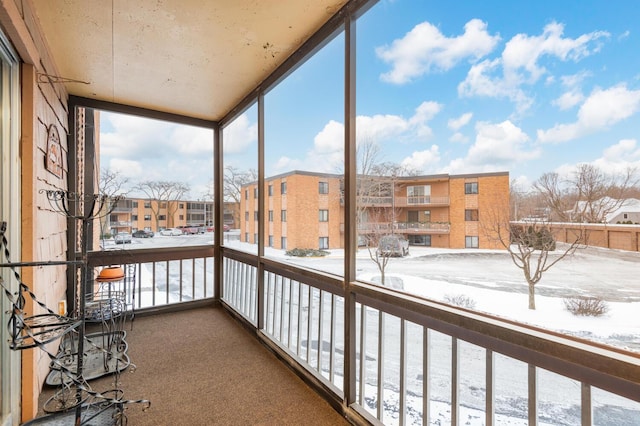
[37,307,349,425]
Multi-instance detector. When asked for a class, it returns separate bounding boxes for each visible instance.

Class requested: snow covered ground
[104,233,640,425]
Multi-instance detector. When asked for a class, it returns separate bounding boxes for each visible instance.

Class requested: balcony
[359,221,451,235]
[53,246,640,425]
[355,196,450,207]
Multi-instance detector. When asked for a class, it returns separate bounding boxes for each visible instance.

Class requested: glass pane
[99,110,214,249]
[352,0,640,355]
[593,386,640,425]
[223,104,258,254]
[263,32,345,275]
[429,330,452,424]
[459,340,487,422]
[538,367,580,424]
[494,353,528,423]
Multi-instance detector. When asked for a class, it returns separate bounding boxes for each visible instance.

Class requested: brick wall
[548,222,640,252]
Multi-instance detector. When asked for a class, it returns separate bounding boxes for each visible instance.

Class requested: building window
[132,201,138,208]
[465,209,479,221]
[465,236,479,248]
[319,182,329,194]
[245,189,249,200]
[268,185,273,196]
[253,211,258,221]
[144,215,151,221]
[144,202,151,208]
[110,214,117,222]
[623,213,628,219]
[179,215,184,220]
[319,209,329,222]
[281,182,287,194]
[465,182,478,194]
[407,185,431,203]
[253,187,258,198]
[159,215,166,221]
[319,237,329,249]
[281,210,287,222]
[245,211,249,221]
[132,214,138,221]
[244,232,249,242]
[281,237,287,250]
[268,235,274,247]
[160,202,167,208]
[268,210,273,222]
[253,233,258,243]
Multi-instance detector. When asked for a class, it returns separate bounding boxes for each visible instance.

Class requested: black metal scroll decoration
[0,221,80,350]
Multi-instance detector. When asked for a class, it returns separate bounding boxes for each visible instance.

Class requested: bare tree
[134,181,190,229]
[570,164,638,222]
[338,137,417,286]
[100,168,130,198]
[223,166,257,203]
[533,172,573,222]
[534,165,639,223]
[483,205,584,310]
[98,168,129,238]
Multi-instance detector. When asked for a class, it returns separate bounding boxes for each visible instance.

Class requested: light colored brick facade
[240,171,510,250]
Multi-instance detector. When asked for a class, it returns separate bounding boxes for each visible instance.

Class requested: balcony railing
[85,246,640,425]
[355,196,450,207]
[358,222,450,234]
[220,248,640,425]
[87,245,215,310]
[396,196,450,206]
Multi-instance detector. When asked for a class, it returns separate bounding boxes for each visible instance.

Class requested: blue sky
[102,0,640,197]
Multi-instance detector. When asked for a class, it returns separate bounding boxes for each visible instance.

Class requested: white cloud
[552,90,585,110]
[223,114,258,154]
[173,125,214,155]
[602,139,640,161]
[270,102,443,175]
[459,22,609,114]
[553,139,640,178]
[100,112,215,198]
[502,22,608,82]
[108,158,144,180]
[458,58,533,114]
[447,112,473,131]
[401,146,441,171]
[449,132,469,143]
[357,101,442,142]
[377,19,500,84]
[445,120,540,173]
[538,84,640,143]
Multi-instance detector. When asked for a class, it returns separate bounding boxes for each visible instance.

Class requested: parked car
[160,228,183,236]
[178,225,200,235]
[376,234,409,257]
[205,224,230,232]
[132,229,154,238]
[114,232,132,244]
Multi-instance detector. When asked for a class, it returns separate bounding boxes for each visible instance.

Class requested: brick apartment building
[105,199,239,235]
[240,170,510,250]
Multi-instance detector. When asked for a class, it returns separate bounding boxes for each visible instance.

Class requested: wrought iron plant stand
[0,190,148,425]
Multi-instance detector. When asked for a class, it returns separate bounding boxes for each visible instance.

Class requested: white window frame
[0,29,21,424]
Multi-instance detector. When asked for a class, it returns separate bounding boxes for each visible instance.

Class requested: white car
[114,232,132,244]
[160,228,183,236]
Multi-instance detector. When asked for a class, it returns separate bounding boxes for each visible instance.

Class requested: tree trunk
[528,282,536,310]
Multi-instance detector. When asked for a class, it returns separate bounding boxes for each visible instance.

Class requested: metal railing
[87,245,215,311]
[358,222,450,234]
[219,248,640,426]
[87,245,640,425]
